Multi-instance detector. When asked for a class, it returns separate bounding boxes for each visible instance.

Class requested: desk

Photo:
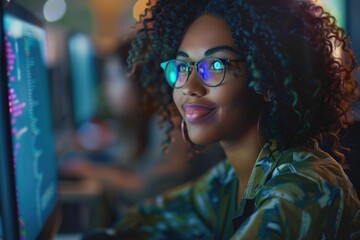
[58,179,110,234]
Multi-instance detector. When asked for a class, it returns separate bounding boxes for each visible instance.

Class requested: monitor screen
[68,33,98,126]
[0,3,57,240]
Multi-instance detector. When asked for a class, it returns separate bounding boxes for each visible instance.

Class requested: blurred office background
[9,0,360,237]
[10,0,225,236]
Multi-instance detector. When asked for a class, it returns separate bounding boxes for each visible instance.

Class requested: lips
[183,104,217,123]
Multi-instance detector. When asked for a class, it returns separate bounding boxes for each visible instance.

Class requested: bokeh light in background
[133,0,148,21]
[313,0,346,58]
[43,0,67,22]
[19,0,158,55]
[31,0,351,57]
[88,0,133,54]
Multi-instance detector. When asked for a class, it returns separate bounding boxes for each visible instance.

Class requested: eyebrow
[177,45,240,58]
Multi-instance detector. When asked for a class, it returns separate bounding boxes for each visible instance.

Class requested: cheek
[214,85,256,130]
[213,84,246,111]
[172,90,183,115]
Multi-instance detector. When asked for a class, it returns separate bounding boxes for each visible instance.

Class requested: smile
[183,104,218,123]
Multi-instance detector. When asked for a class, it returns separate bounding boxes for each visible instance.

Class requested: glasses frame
[160,57,243,89]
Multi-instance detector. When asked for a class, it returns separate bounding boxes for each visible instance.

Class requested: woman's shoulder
[253,147,360,236]
[273,147,348,183]
[239,147,360,239]
[262,146,360,209]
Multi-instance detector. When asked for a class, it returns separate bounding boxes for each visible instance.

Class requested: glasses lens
[164,60,188,88]
[197,58,225,86]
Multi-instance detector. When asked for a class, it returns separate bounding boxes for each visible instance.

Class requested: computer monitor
[68,33,98,126]
[0,3,58,240]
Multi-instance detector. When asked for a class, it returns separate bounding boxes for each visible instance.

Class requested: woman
[111,0,360,239]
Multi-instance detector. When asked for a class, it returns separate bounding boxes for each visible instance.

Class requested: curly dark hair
[127,0,359,164]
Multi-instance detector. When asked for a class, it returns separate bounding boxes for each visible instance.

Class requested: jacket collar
[243,141,282,200]
[233,141,281,219]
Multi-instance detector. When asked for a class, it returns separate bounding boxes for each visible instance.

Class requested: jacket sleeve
[113,161,232,240]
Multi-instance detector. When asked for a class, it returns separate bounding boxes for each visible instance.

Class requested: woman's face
[173,15,262,145]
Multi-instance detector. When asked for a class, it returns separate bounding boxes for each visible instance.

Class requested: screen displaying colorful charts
[2,8,57,240]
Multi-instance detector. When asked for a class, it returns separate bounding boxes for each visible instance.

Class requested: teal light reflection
[169,71,177,84]
[317,0,346,30]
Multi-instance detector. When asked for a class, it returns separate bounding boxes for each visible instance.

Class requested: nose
[181,70,207,97]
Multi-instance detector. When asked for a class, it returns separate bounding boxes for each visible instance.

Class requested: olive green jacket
[115,143,360,239]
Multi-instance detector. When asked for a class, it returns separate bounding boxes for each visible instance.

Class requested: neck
[220,124,261,196]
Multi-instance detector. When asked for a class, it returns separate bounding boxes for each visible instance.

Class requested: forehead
[178,15,235,58]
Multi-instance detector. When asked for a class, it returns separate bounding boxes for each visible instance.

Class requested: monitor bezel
[0,2,19,239]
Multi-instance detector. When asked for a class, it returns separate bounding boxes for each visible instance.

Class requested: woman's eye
[178,64,188,72]
[210,60,223,70]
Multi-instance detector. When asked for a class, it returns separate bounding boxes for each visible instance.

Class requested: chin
[188,132,219,146]
[186,123,220,145]
[191,138,212,146]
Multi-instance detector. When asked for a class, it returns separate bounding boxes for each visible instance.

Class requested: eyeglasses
[160,57,243,89]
